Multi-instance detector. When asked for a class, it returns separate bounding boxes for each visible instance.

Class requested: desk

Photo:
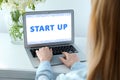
[0,33,87,80]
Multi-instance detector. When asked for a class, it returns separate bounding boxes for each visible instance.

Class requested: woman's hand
[36,47,53,62]
[59,52,80,68]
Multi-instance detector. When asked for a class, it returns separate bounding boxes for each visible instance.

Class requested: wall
[0,10,8,33]
[0,0,91,37]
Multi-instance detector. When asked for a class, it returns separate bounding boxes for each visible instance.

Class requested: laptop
[23,9,81,68]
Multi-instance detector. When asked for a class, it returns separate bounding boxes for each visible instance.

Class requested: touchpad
[51,55,64,66]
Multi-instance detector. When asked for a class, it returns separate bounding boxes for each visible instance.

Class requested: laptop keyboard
[30,45,78,57]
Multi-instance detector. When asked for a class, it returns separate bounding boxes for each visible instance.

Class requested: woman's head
[87,0,120,80]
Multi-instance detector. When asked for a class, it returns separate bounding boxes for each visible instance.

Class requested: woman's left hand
[36,47,53,62]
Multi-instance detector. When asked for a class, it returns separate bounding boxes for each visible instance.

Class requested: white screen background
[26,13,72,45]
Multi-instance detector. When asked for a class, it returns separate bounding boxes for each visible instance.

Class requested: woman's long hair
[87,0,120,80]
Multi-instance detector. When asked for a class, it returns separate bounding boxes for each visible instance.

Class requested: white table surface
[0,33,87,79]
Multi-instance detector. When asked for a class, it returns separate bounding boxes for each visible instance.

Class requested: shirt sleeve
[56,62,87,80]
[35,61,87,80]
[35,61,54,80]
[70,61,87,71]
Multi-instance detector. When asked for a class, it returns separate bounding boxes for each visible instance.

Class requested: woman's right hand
[59,52,80,68]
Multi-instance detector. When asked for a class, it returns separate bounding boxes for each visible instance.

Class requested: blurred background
[0,0,91,37]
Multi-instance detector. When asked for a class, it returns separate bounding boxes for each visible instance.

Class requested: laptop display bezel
[23,9,74,48]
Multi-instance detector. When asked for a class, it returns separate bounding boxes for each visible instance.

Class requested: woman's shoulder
[56,69,87,80]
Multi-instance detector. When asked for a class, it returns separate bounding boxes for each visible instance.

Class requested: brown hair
[87,0,120,80]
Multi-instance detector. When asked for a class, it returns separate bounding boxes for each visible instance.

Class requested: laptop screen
[23,10,74,47]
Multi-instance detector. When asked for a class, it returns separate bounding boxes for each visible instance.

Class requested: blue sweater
[35,61,87,80]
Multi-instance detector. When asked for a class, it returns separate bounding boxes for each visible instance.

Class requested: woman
[87,0,120,80]
[35,0,120,80]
